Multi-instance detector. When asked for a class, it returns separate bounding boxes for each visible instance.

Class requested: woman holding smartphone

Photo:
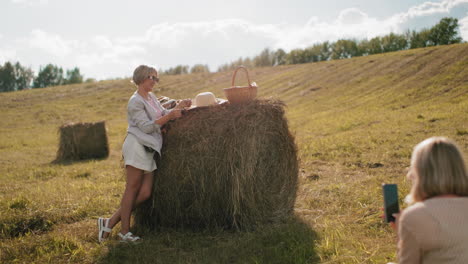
[391,137,468,263]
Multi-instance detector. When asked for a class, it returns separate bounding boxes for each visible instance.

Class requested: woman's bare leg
[115,166,143,235]
[104,170,154,236]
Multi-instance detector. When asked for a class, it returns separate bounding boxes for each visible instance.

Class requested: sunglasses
[148,75,159,82]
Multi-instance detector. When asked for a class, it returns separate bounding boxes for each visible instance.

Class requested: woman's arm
[159,99,191,116]
[395,206,436,264]
[398,225,422,263]
[155,110,182,126]
[128,98,181,133]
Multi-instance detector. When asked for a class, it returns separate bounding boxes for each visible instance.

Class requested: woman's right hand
[170,109,183,120]
[176,99,192,109]
[155,109,184,126]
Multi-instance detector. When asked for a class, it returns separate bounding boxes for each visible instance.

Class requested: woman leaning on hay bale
[97,65,191,243]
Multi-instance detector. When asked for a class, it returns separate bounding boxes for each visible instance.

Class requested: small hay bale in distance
[135,100,298,231]
[56,121,109,161]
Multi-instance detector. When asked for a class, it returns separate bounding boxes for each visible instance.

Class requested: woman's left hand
[176,99,192,109]
[390,213,400,232]
[380,208,400,232]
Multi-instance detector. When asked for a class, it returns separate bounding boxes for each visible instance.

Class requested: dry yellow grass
[0,43,467,263]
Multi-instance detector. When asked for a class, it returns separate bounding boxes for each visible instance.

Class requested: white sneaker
[118,232,141,243]
[98,217,112,243]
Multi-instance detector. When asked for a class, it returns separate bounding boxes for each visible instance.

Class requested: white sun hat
[192,92,217,107]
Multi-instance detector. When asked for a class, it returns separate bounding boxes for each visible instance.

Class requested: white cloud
[11,0,48,6]
[459,13,468,40]
[277,15,384,50]
[29,29,74,58]
[92,36,113,50]
[0,34,18,63]
[141,20,280,49]
[390,0,468,26]
[337,8,369,25]
[406,0,468,18]
[0,48,17,63]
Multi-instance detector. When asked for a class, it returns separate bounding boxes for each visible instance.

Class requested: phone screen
[382,184,399,223]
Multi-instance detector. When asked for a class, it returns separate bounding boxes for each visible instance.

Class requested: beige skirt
[122,133,157,173]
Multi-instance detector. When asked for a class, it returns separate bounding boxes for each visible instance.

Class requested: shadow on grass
[50,156,109,166]
[98,216,319,264]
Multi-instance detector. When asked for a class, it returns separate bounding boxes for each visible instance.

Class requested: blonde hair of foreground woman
[406,136,468,203]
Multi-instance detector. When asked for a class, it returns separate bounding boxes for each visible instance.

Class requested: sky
[0,0,467,80]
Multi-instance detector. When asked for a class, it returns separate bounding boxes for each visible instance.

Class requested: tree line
[0,63,86,92]
[217,17,462,71]
[163,17,463,74]
[161,64,210,75]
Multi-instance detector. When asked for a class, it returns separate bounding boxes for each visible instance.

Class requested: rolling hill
[0,43,467,263]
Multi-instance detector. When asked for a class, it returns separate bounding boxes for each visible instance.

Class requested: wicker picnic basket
[223,66,258,104]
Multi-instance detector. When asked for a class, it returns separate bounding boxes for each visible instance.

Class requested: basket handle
[231,66,252,87]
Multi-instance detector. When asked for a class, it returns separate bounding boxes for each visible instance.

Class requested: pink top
[146,96,162,119]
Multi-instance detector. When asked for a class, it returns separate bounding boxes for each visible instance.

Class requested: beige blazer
[126,91,170,155]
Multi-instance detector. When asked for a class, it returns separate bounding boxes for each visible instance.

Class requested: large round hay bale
[135,100,298,230]
[56,121,109,161]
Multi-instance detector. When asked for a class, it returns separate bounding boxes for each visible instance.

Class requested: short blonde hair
[132,65,157,85]
[408,137,468,203]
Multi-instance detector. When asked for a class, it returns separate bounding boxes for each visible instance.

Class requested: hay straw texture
[135,100,298,230]
[56,121,109,162]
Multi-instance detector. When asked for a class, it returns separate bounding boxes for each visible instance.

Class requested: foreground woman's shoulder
[400,202,427,222]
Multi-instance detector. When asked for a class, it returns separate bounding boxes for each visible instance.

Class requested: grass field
[0,43,467,263]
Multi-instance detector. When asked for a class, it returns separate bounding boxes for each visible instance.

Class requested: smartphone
[382,184,400,223]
